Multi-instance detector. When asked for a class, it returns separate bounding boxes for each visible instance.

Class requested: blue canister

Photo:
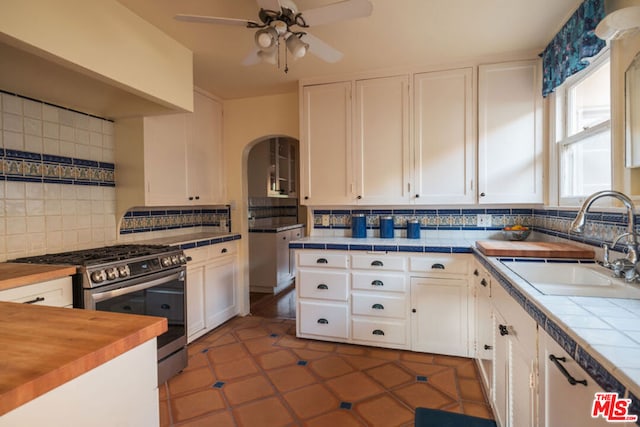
[379,216,394,239]
[351,214,366,238]
[407,220,420,239]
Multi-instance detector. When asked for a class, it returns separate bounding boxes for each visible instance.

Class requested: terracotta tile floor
[160,313,495,426]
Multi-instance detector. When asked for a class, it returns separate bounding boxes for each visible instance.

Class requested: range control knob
[105,267,119,281]
[171,255,180,265]
[91,270,106,284]
[161,257,172,267]
[118,265,130,278]
[179,254,188,264]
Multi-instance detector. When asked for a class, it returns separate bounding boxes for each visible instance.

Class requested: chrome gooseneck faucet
[570,190,639,281]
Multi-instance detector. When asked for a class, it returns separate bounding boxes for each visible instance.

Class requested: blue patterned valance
[540,0,606,97]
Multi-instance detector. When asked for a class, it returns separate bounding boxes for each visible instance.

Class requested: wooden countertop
[0,263,77,291]
[0,302,167,416]
[476,240,595,259]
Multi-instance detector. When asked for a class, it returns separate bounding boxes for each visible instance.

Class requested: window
[556,54,611,204]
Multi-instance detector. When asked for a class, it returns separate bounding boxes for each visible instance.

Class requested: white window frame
[553,50,611,207]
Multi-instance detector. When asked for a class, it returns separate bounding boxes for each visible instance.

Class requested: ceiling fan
[174,0,373,72]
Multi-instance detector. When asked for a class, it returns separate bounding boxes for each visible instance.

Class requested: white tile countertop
[129,231,241,249]
[290,234,640,399]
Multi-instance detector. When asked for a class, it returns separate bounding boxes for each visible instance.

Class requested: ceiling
[117,0,582,100]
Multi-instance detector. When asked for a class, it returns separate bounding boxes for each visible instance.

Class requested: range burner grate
[11,244,177,266]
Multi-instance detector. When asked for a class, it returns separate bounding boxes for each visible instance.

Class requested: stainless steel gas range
[12,244,188,384]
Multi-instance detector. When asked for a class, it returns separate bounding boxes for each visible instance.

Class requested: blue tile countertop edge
[291,236,640,411]
[249,224,305,233]
[129,232,242,250]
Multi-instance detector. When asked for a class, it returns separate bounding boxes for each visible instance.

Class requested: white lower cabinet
[299,300,349,339]
[472,262,493,393]
[410,277,470,356]
[186,241,239,343]
[538,329,614,427]
[492,277,537,427]
[0,276,73,308]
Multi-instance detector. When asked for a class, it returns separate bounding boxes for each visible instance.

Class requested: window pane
[568,61,610,136]
[561,129,611,197]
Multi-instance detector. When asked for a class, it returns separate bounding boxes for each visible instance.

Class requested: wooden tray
[476,241,595,259]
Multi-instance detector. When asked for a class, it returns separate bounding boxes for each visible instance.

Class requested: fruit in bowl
[502,225,531,241]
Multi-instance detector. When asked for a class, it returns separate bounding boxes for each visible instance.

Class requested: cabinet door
[300,82,353,205]
[478,60,543,204]
[187,92,224,204]
[186,264,206,342]
[539,330,612,427]
[410,277,469,357]
[414,68,475,204]
[276,230,291,285]
[354,75,411,204]
[473,265,493,393]
[204,257,238,330]
[493,309,508,427]
[143,114,188,205]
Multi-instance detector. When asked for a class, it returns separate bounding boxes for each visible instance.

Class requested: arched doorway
[245,136,306,319]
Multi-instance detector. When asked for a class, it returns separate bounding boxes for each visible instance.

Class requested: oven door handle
[91,270,185,304]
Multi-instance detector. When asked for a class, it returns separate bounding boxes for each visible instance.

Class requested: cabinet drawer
[299,301,349,338]
[351,254,406,271]
[209,241,238,257]
[352,318,407,345]
[0,277,72,307]
[352,292,407,319]
[184,246,209,264]
[409,254,469,275]
[298,252,348,269]
[298,270,349,301]
[352,272,406,292]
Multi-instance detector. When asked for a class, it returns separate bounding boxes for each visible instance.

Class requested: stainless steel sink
[501,261,640,299]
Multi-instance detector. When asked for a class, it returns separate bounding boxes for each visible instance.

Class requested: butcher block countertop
[0,263,77,291]
[0,302,167,416]
[475,240,595,259]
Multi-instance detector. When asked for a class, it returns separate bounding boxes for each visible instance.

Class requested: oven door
[84,267,186,360]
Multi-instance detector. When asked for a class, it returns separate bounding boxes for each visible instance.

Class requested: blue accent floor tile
[417,375,428,382]
[213,381,225,389]
[201,348,209,353]
[270,333,279,338]
[297,360,308,366]
[340,402,352,410]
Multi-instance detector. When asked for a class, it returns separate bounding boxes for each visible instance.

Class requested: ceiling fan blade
[242,48,262,66]
[302,33,343,63]
[256,0,282,11]
[301,0,373,27]
[174,14,258,27]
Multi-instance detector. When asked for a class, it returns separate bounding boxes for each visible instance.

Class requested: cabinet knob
[480,278,488,287]
[221,248,228,254]
[499,324,509,336]
[473,269,479,276]
[480,192,486,197]
[412,308,417,313]
[484,344,493,350]
[357,195,362,199]
[415,194,420,198]
[195,196,200,200]
[188,196,194,201]
[304,196,309,200]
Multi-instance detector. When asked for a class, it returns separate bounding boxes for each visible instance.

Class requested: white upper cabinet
[354,75,411,204]
[478,60,543,204]
[116,90,225,217]
[300,82,353,205]
[414,68,475,204]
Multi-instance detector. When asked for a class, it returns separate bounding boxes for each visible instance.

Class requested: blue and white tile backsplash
[311,207,636,252]
[248,197,298,228]
[119,206,231,234]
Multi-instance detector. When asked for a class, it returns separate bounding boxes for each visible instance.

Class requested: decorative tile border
[177,233,241,250]
[120,206,231,234]
[288,241,474,254]
[0,148,115,186]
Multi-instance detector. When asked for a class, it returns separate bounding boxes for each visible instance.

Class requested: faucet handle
[601,243,611,268]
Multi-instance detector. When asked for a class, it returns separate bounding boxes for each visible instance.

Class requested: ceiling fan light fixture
[255,27,278,49]
[286,34,309,59]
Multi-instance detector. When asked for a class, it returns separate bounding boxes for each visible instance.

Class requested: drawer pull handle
[484,344,493,350]
[499,324,509,336]
[221,248,228,254]
[317,258,328,264]
[549,355,588,386]
[317,318,329,324]
[317,284,328,290]
[23,296,45,305]
[371,280,384,287]
[371,260,384,267]
[473,269,479,276]
[431,263,445,270]
[372,303,384,310]
[372,329,385,336]
[480,279,488,287]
